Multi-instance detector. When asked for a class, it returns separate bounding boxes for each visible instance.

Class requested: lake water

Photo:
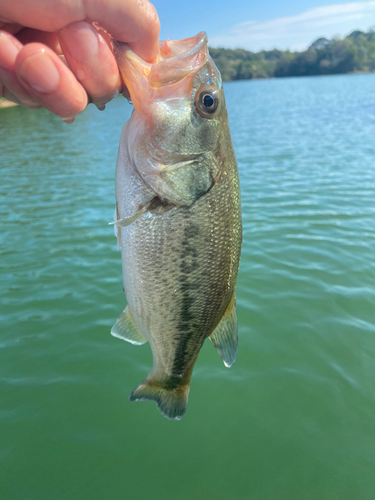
[1,73,375,500]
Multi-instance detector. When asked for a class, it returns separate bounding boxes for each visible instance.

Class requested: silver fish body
[112,32,242,419]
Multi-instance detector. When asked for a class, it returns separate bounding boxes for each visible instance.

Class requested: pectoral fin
[111,306,147,345]
[209,294,238,367]
[110,197,165,229]
[109,204,149,228]
[114,204,121,249]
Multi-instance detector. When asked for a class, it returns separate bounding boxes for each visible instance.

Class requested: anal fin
[111,306,147,345]
[209,294,238,367]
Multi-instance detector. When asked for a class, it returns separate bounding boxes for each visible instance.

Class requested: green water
[1,74,375,500]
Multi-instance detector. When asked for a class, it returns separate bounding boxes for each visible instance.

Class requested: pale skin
[0,0,160,121]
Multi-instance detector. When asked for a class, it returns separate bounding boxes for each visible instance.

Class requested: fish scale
[112,32,242,419]
[122,163,240,372]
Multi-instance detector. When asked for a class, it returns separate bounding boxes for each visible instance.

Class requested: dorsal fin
[209,294,238,367]
[111,306,147,345]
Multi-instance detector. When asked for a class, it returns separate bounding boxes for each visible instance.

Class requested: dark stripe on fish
[172,221,202,375]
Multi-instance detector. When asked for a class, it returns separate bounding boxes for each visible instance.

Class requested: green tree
[209,28,375,81]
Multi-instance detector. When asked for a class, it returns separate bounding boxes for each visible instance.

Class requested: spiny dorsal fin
[209,294,238,367]
[111,306,147,345]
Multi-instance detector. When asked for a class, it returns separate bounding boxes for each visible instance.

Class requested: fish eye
[203,94,214,108]
[195,87,220,118]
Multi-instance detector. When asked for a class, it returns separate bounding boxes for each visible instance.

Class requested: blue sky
[153,0,375,51]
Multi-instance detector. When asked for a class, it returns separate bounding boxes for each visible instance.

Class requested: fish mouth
[113,32,208,104]
[149,32,208,88]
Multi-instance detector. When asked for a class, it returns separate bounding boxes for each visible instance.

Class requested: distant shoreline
[1,68,375,112]
[210,29,375,82]
[221,70,375,83]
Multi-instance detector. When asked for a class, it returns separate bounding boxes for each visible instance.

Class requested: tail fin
[129,378,190,420]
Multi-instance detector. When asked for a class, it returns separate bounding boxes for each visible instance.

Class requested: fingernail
[62,116,75,124]
[96,104,106,111]
[18,51,60,93]
[60,21,99,62]
[0,32,21,71]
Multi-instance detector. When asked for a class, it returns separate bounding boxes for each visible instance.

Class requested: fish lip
[157,31,207,65]
[112,32,209,90]
[112,31,207,66]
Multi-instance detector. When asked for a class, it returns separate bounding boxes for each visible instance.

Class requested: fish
[111,32,242,420]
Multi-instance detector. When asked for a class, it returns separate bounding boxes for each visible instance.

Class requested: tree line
[209,29,375,81]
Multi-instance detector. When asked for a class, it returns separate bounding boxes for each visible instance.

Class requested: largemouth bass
[111,32,242,420]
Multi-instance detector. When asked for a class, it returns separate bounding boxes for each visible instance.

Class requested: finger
[1,83,39,107]
[0,31,39,106]
[14,42,88,120]
[1,0,160,62]
[16,29,62,54]
[3,88,20,104]
[95,26,130,100]
[0,80,15,102]
[0,22,23,35]
[58,21,121,108]
[85,0,160,62]
[0,67,40,107]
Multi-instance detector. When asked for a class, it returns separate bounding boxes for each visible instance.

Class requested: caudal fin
[129,378,190,420]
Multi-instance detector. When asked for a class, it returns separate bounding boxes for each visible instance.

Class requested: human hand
[0,0,159,122]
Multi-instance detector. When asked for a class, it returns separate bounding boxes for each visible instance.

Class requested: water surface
[1,74,375,500]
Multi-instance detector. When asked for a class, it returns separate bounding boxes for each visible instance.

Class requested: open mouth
[113,32,209,92]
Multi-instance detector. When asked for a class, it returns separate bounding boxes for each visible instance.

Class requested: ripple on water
[1,77,375,499]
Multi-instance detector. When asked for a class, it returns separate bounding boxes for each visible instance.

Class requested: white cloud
[209,1,375,51]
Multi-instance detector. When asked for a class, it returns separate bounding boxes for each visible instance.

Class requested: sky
[152,0,375,51]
